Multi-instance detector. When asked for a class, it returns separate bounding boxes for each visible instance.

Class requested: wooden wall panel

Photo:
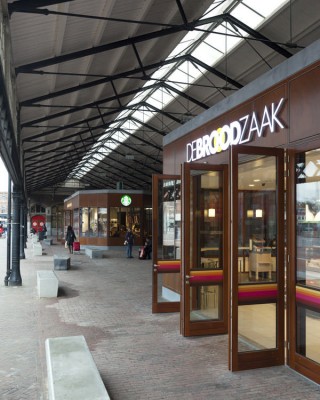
[289,67,320,143]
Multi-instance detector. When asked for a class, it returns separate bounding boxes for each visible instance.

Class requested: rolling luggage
[73,241,80,254]
[139,247,146,260]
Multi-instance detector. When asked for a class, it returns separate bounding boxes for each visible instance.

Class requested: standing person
[65,225,76,254]
[43,223,47,239]
[144,237,152,260]
[125,228,134,258]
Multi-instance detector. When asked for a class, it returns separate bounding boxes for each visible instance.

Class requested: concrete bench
[37,270,59,298]
[53,255,70,270]
[44,238,53,246]
[85,247,108,259]
[32,235,39,243]
[45,335,110,400]
[33,242,43,256]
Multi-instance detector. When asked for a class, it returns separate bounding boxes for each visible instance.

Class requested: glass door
[181,163,228,336]
[152,175,181,313]
[229,145,285,371]
[287,148,320,384]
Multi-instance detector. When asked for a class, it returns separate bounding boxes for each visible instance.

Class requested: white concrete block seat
[53,255,70,270]
[45,335,110,400]
[85,247,108,259]
[37,270,59,298]
[33,242,43,256]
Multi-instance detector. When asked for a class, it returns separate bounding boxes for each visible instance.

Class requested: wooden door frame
[181,162,229,336]
[229,145,285,371]
[152,174,181,313]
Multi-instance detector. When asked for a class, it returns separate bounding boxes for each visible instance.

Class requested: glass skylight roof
[70,0,289,180]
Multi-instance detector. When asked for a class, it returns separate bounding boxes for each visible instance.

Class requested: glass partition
[80,207,89,237]
[295,149,320,365]
[238,155,278,351]
[98,208,108,237]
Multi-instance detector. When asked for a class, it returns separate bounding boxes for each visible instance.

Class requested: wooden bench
[37,270,59,298]
[45,335,110,400]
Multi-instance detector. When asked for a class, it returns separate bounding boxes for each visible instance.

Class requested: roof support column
[4,176,11,286]
[8,185,22,286]
[20,201,26,259]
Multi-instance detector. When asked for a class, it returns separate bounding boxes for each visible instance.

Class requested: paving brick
[0,238,320,399]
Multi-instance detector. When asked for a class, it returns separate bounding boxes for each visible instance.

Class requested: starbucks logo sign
[121,195,132,206]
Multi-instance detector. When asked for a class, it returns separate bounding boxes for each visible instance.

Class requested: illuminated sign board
[121,194,132,206]
[186,97,285,162]
[66,202,72,208]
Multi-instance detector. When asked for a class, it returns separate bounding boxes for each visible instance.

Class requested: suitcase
[139,247,146,260]
[73,241,80,254]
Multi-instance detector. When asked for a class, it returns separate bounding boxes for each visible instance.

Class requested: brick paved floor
[0,237,320,399]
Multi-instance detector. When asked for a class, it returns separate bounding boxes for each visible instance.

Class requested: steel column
[20,202,25,259]
[8,185,22,286]
[4,176,12,286]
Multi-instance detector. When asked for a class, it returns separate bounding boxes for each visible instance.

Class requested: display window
[98,208,108,237]
[80,207,98,237]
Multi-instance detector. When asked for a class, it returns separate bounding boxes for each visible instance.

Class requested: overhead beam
[15,13,291,75]
[19,52,242,107]
[15,15,225,73]
[8,0,74,14]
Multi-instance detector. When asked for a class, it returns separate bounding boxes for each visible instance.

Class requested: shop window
[79,207,98,237]
[98,208,107,237]
[80,207,89,236]
[109,207,141,238]
[296,150,320,289]
[296,149,320,363]
[73,209,79,238]
[30,204,46,214]
[89,207,98,237]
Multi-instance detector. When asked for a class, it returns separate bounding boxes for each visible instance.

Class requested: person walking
[125,228,134,258]
[65,225,76,254]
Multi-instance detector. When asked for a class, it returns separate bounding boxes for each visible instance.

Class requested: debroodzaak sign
[186,97,285,162]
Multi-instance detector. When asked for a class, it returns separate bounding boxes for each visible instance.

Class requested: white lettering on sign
[186,98,285,162]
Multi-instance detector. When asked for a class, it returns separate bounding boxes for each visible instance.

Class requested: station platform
[0,237,319,399]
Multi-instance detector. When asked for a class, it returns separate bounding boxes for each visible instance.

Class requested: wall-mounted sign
[121,194,132,206]
[66,202,72,208]
[186,97,285,162]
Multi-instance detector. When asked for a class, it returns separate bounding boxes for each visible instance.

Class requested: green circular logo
[121,195,132,206]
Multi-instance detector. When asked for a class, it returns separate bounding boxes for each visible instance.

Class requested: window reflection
[238,156,277,284]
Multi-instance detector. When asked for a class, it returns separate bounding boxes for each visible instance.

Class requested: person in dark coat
[125,228,134,258]
[65,225,76,254]
[144,238,152,260]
